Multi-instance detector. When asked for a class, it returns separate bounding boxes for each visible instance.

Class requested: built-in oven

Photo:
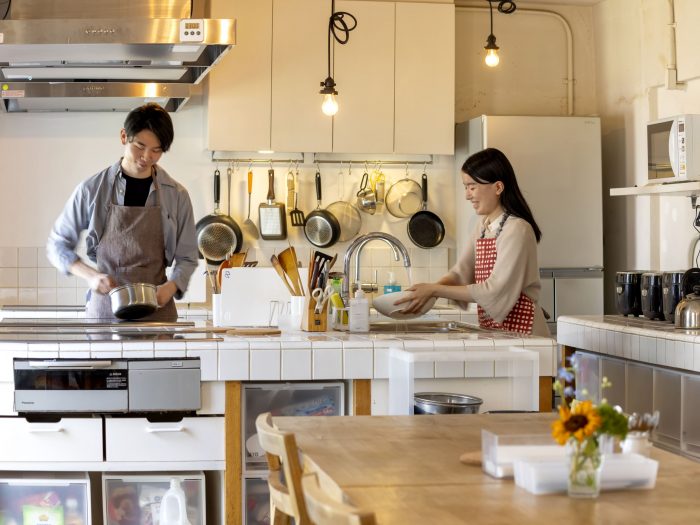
[13,358,201,415]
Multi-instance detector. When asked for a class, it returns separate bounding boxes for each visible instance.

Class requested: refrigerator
[455,116,604,334]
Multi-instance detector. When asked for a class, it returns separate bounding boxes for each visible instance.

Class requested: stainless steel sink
[369,320,485,334]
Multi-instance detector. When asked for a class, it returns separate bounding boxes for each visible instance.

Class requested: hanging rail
[210,151,434,167]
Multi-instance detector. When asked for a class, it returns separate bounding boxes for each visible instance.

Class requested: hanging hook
[405,162,409,177]
[269,160,274,170]
[348,161,352,176]
[423,161,428,174]
[316,161,321,173]
[364,161,369,173]
[248,161,253,172]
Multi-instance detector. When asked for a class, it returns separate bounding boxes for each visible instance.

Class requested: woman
[46,103,198,321]
[397,148,549,337]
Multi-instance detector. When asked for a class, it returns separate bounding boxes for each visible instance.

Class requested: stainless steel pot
[675,286,700,328]
[413,392,483,415]
[109,283,158,320]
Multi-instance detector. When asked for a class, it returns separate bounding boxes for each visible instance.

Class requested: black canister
[615,271,643,317]
[663,270,685,323]
[641,272,664,320]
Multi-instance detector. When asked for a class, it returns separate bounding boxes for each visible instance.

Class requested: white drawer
[0,416,103,462]
[105,416,224,462]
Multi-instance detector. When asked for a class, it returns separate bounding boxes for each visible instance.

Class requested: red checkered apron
[475,216,535,334]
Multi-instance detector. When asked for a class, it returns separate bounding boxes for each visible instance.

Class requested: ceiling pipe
[456,5,575,115]
[664,0,684,90]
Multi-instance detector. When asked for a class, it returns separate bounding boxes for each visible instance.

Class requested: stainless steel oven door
[13,359,128,413]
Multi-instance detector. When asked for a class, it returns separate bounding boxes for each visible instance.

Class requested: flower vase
[567,437,603,498]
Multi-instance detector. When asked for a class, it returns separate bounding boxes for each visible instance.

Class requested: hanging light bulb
[484,34,500,68]
[320,76,339,116]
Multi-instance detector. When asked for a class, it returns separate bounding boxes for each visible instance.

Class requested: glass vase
[567,437,603,498]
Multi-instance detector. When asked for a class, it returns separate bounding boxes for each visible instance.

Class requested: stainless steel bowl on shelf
[413,392,483,415]
[109,282,158,320]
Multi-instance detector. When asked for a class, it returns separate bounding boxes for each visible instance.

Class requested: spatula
[290,167,305,227]
[278,246,304,296]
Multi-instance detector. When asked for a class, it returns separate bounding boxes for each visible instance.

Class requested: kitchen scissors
[311,285,334,314]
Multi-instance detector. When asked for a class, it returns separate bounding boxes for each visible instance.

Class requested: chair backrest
[302,472,376,525]
[255,412,309,523]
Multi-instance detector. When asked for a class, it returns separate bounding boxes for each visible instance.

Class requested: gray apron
[86,168,178,322]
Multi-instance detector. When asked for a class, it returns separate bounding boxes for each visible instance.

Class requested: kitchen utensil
[311,285,333,314]
[286,167,295,210]
[356,171,376,215]
[385,172,421,218]
[195,168,243,264]
[374,169,386,213]
[327,167,362,242]
[259,168,287,240]
[271,254,297,296]
[407,173,445,248]
[681,267,700,296]
[278,246,304,296]
[641,272,664,320]
[216,246,248,290]
[675,284,700,328]
[413,392,483,415]
[242,170,260,239]
[304,172,340,248]
[109,282,158,320]
[290,166,306,227]
[615,271,643,317]
[226,327,281,336]
[226,163,233,216]
[373,290,436,320]
[243,261,259,267]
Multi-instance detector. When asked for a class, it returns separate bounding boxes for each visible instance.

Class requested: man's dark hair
[123,103,174,152]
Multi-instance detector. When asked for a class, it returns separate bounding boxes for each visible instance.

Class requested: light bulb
[485,48,500,67]
[321,93,339,116]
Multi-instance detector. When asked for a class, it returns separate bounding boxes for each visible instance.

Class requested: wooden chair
[301,472,376,525]
[255,412,310,525]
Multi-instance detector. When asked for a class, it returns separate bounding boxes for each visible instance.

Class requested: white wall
[594,0,700,312]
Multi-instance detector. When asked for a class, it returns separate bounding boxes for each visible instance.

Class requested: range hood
[0,0,236,112]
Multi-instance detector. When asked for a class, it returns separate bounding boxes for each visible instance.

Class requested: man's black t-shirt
[123,173,153,207]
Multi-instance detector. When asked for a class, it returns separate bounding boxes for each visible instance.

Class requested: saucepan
[109,282,158,320]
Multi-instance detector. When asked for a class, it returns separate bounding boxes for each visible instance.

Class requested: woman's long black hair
[462,148,542,242]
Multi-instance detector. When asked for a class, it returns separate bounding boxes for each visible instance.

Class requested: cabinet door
[682,374,700,458]
[271,0,332,153]
[333,1,394,153]
[394,2,455,154]
[653,369,681,449]
[626,362,653,416]
[555,277,604,318]
[599,357,625,408]
[574,352,600,404]
[207,0,273,152]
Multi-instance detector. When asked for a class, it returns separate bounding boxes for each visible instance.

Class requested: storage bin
[243,477,270,525]
[102,472,205,525]
[0,472,91,525]
[481,429,565,478]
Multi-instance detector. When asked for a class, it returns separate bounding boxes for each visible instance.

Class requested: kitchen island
[0,307,556,524]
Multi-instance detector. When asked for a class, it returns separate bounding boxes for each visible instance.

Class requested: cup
[277,296,306,331]
[330,306,349,331]
[212,294,223,327]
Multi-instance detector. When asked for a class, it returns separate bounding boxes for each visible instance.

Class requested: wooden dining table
[274,413,700,524]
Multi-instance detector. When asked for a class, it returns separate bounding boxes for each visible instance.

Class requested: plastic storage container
[481,429,565,478]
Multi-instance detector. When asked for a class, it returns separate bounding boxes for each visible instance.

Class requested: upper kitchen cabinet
[207,0,272,152]
[394,2,455,155]
[332,1,395,153]
[271,0,332,153]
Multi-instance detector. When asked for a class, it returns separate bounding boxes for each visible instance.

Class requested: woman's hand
[88,273,117,295]
[394,283,436,314]
[156,281,178,307]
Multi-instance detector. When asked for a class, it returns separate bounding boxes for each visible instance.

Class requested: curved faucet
[342,232,411,302]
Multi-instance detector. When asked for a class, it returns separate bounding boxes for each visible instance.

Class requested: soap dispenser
[349,289,370,333]
[384,272,401,294]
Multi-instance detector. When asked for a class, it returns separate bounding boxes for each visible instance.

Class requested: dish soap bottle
[383,272,401,294]
[349,289,370,333]
[159,478,192,525]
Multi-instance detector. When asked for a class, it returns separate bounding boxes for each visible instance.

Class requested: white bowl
[372,291,436,320]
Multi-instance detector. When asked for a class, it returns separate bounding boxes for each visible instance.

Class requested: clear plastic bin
[481,429,565,478]
[330,305,349,331]
[244,477,270,525]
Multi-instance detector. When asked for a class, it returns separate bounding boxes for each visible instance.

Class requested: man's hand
[88,273,117,295]
[156,281,178,307]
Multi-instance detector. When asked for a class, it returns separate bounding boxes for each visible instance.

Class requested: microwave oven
[647,114,700,184]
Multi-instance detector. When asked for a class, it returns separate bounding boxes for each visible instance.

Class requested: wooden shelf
[610,181,700,197]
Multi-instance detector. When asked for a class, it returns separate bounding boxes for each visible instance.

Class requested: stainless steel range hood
[0,0,236,112]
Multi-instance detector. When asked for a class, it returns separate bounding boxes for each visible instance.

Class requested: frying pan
[407,173,445,248]
[304,172,340,248]
[195,169,243,265]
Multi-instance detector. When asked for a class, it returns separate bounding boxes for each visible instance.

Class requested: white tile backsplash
[37,267,57,288]
[56,288,78,305]
[0,248,17,268]
[18,247,37,268]
[18,268,37,287]
[0,268,17,287]
[56,272,77,288]
[17,288,35,305]
[0,288,18,304]
[37,288,57,305]
[37,249,53,268]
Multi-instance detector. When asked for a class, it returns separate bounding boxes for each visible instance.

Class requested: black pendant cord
[326,0,357,79]
[1,0,11,20]
[488,0,494,36]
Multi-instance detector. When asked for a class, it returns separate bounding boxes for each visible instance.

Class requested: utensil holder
[302,295,328,332]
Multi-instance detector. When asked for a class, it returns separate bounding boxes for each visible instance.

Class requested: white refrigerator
[455,115,604,333]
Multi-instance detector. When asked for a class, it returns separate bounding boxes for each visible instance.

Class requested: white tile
[0,288,18,305]
[37,288,57,305]
[17,247,37,268]
[56,288,78,305]
[18,268,37,287]
[373,346,390,379]
[415,361,434,378]
[429,247,448,269]
[186,349,218,381]
[435,361,464,378]
[56,272,78,288]
[694,343,700,373]
[614,332,623,357]
[17,288,37,304]
[409,248,430,267]
[640,336,654,363]
[37,267,57,287]
[630,335,640,361]
[0,248,17,268]
[683,342,694,370]
[466,361,494,378]
[218,347,250,380]
[429,267,447,282]
[37,249,53,268]
[250,348,280,380]
[343,348,373,378]
[621,333,631,359]
[409,267,430,286]
[653,338,663,365]
[154,349,187,358]
[0,345,27,382]
[0,268,17,287]
[281,348,312,380]
[370,246,392,267]
[313,347,343,379]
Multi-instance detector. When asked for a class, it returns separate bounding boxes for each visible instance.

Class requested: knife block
[301,295,328,332]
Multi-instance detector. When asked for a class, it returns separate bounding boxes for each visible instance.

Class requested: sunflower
[551,400,601,445]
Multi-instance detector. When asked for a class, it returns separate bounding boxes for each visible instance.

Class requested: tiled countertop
[557,315,700,374]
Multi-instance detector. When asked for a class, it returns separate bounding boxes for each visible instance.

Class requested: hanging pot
[407,173,445,248]
[304,172,340,248]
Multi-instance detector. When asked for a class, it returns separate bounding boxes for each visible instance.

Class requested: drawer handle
[28,360,113,369]
[28,425,64,433]
[146,425,185,433]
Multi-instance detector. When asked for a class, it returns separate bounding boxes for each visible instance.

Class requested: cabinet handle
[28,360,113,369]
[146,425,185,433]
[27,424,64,433]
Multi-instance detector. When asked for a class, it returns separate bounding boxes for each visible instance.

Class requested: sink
[369,320,485,334]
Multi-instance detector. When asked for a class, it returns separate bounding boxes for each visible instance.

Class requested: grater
[258,168,287,240]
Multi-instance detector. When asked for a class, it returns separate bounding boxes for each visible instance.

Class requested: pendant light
[319,0,357,116]
[483,1,517,68]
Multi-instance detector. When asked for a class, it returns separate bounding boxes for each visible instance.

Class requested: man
[47,103,198,321]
